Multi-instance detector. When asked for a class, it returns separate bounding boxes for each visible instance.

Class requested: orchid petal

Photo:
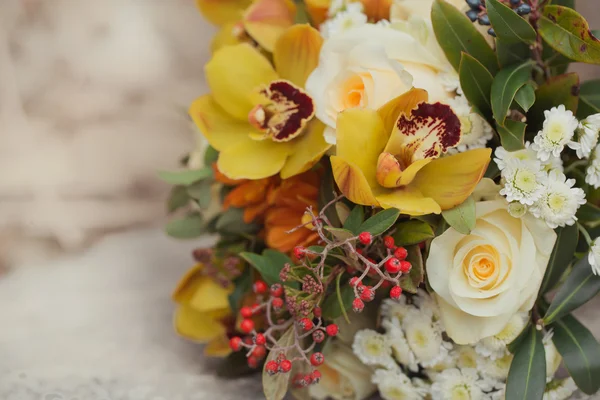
[281,120,331,179]
[331,156,380,207]
[376,187,441,215]
[196,0,252,25]
[274,24,323,88]
[243,0,296,52]
[218,138,292,180]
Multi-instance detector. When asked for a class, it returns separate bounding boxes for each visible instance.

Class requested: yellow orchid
[196,0,253,25]
[331,89,491,216]
[190,24,330,180]
[172,264,234,357]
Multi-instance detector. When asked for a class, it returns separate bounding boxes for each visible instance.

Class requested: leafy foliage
[506,325,547,400]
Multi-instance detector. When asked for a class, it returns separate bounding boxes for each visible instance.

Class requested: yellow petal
[211,23,243,53]
[412,148,492,210]
[376,187,441,215]
[304,0,330,26]
[172,263,204,304]
[174,305,226,342]
[204,335,233,357]
[376,153,432,188]
[189,95,252,152]
[243,0,296,52]
[274,24,323,88]
[280,120,331,179]
[206,44,278,120]
[218,138,292,179]
[336,108,388,189]
[331,156,380,206]
[196,0,252,25]
[189,278,233,313]
[378,88,428,141]
[360,0,393,21]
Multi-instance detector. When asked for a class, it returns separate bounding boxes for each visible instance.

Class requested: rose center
[342,74,366,109]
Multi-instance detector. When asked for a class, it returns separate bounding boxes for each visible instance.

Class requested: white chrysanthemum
[543,331,562,379]
[439,70,462,95]
[451,346,481,370]
[412,288,440,320]
[403,310,451,367]
[327,0,346,15]
[480,353,513,381]
[588,238,600,275]
[530,170,586,228]
[499,158,547,205]
[585,144,600,189]
[575,114,600,159]
[531,105,579,161]
[507,201,528,218]
[543,378,578,400]
[383,318,419,372]
[446,96,493,153]
[494,143,539,171]
[353,329,395,368]
[372,369,427,400]
[320,5,367,38]
[381,297,411,322]
[476,313,529,360]
[430,369,486,400]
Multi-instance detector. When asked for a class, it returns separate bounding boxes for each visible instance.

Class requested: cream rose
[426,180,557,345]
[305,23,454,143]
[308,342,376,400]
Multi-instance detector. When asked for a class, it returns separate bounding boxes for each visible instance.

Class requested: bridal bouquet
[162,0,600,399]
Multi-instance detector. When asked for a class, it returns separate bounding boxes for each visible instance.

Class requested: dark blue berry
[488,28,496,37]
[478,14,491,26]
[516,4,531,15]
[466,0,482,9]
[510,0,521,5]
[466,9,479,22]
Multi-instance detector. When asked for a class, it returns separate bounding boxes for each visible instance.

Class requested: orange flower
[265,170,320,253]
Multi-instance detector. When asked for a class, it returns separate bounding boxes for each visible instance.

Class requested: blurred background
[0,0,597,398]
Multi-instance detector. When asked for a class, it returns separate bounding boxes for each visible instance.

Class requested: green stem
[578,222,593,246]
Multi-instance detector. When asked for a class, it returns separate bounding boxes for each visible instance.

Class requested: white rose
[305,23,453,143]
[426,184,557,345]
[309,342,376,400]
[390,0,465,21]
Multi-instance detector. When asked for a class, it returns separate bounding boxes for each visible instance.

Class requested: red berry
[293,246,306,259]
[279,359,292,373]
[229,336,242,351]
[252,345,266,359]
[360,287,374,302]
[394,247,408,260]
[255,333,266,346]
[383,236,395,249]
[311,370,322,383]
[352,298,365,312]
[385,257,401,274]
[303,374,313,386]
[313,307,322,318]
[400,260,412,273]
[325,324,339,337]
[358,231,372,245]
[247,356,259,368]
[240,319,255,333]
[349,277,361,287]
[270,283,284,297]
[312,330,325,343]
[310,352,324,366]
[253,280,268,294]
[390,285,402,300]
[272,297,284,310]
[240,306,253,319]
[276,352,286,362]
[356,248,364,255]
[299,317,313,331]
[265,360,279,376]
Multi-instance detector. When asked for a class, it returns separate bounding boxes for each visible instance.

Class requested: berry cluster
[465,0,532,37]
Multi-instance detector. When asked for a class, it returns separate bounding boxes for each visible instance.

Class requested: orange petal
[375,153,432,188]
[304,0,330,26]
[360,0,393,21]
[243,0,296,52]
[331,156,380,207]
[274,24,323,88]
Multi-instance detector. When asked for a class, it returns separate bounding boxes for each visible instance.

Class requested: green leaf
[399,245,424,293]
[540,224,579,294]
[507,320,532,353]
[319,158,341,228]
[486,0,536,44]
[358,208,400,236]
[491,61,534,126]
[551,313,600,395]
[459,53,494,117]
[322,274,354,320]
[165,213,205,239]
[515,84,536,112]
[505,325,547,400]
[263,327,295,400]
[187,180,213,208]
[544,255,600,324]
[241,250,291,287]
[228,268,252,314]
[497,39,531,67]
[204,145,219,165]
[167,185,190,213]
[496,119,526,151]
[442,196,476,235]
[431,0,498,74]
[550,0,575,8]
[578,79,600,119]
[528,73,580,131]
[157,167,213,185]
[325,227,355,241]
[343,205,365,234]
[392,220,435,246]
[216,208,260,235]
[577,202,600,226]
[539,6,600,65]
[335,202,351,226]
[484,158,501,179]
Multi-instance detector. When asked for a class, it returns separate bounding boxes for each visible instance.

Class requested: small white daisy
[403,309,451,367]
[480,352,513,381]
[499,158,547,205]
[531,105,579,161]
[327,0,346,16]
[451,345,481,370]
[383,318,419,372]
[412,288,440,320]
[320,5,367,38]
[588,238,600,275]
[494,144,538,171]
[476,313,529,360]
[380,297,411,322]
[352,329,396,368]
[508,201,528,218]
[543,378,578,400]
[446,96,494,154]
[585,144,600,189]
[372,369,427,400]
[430,368,486,400]
[530,170,586,228]
[543,331,562,379]
[575,113,600,159]
[439,70,463,95]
